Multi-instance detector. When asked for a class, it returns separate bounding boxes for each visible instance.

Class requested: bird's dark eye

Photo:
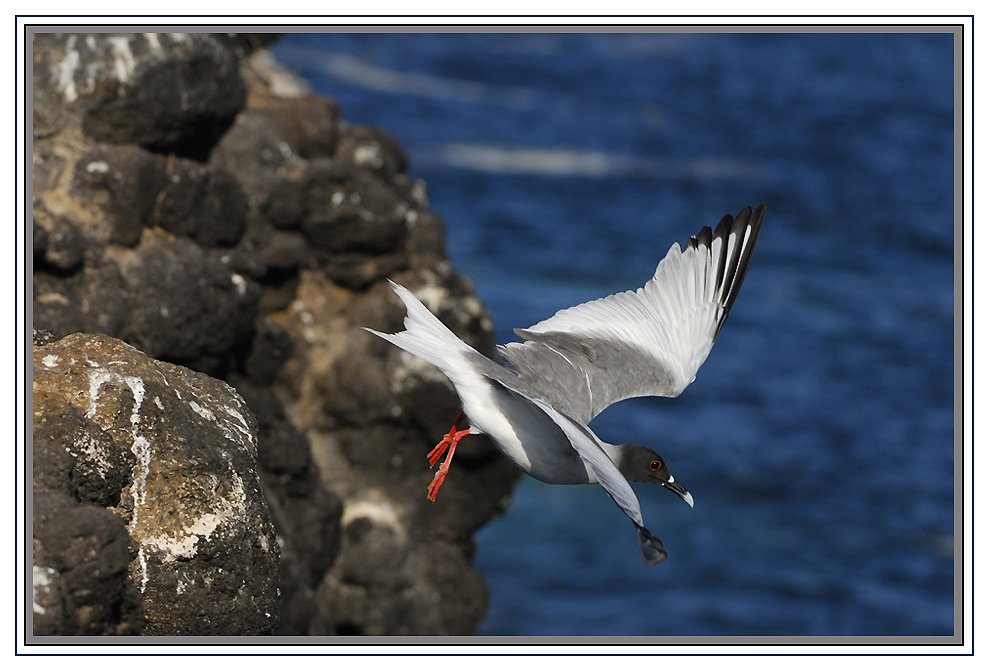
[649,460,662,471]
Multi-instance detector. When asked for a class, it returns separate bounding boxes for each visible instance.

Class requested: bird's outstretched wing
[499,203,765,424]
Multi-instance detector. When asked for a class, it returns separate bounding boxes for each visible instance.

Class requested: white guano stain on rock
[85,368,151,525]
[219,402,256,449]
[353,144,383,169]
[188,399,216,422]
[82,363,156,593]
[37,292,70,306]
[84,60,100,94]
[80,350,267,596]
[33,566,58,614]
[341,497,406,543]
[138,550,148,593]
[107,36,137,87]
[85,160,110,174]
[141,469,248,563]
[69,432,112,480]
[135,382,257,565]
[230,273,247,297]
[412,284,447,314]
[143,33,162,53]
[52,35,80,102]
[187,387,256,451]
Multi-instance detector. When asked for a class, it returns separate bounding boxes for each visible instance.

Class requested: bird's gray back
[498,332,681,424]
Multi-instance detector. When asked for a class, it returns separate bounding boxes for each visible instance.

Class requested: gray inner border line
[21,20,967,649]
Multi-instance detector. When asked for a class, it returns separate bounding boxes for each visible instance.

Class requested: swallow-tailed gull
[367,203,765,564]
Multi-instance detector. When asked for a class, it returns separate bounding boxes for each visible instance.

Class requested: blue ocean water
[271,31,955,637]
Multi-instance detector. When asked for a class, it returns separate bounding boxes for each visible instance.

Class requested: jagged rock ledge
[32,33,520,636]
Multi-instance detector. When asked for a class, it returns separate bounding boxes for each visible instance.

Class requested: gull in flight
[368,203,765,564]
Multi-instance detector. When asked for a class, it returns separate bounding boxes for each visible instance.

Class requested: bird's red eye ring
[649,460,662,471]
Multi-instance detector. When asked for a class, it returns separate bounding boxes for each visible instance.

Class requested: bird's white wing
[499,203,765,423]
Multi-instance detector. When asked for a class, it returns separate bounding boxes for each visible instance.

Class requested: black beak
[661,477,694,508]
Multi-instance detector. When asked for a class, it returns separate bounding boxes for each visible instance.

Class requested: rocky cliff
[32,32,520,636]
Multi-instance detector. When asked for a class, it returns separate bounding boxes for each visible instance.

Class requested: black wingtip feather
[712,214,734,295]
[687,225,713,252]
[713,202,766,336]
[720,205,752,302]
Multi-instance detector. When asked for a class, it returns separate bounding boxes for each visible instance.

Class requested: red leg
[427,427,470,502]
[428,410,466,466]
[426,410,468,502]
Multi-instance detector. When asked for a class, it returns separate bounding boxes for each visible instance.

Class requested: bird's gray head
[616,443,694,508]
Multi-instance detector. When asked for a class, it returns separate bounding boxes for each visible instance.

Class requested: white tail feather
[364,281,475,373]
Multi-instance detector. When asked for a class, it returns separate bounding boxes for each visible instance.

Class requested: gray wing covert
[498,332,681,424]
